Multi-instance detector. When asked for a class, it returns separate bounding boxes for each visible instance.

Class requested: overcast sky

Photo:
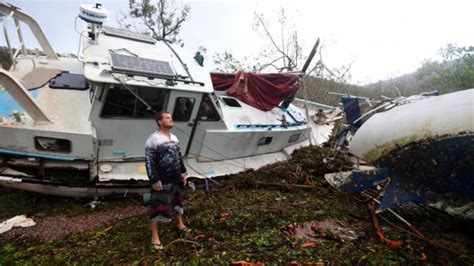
[4,0,474,84]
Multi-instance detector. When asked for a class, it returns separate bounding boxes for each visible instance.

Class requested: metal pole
[301,38,320,74]
[14,18,27,56]
[363,192,413,228]
[301,77,314,145]
[3,11,16,69]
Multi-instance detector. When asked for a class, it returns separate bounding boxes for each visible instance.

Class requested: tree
[121,0,190,44]
[213,7,352,84]
[0,46,12,70]
[252,8,302,73]
[213,51,253,73]
[416,44,474,94]
[212,8,302,73]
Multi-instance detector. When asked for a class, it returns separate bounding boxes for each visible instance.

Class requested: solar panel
[110,53,175,78]
[103,26,156,44]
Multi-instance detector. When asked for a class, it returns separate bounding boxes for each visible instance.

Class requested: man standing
[145,111,190,250]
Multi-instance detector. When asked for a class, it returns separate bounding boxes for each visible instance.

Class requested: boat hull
[376,134,474,213]
[330,89,474,219]
[0,176,149,198]
[349,89,474,162]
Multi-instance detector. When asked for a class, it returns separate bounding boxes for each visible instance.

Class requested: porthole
[222,97,241,107]
[258,136,273,146]
[35,137,71,153]
[289,134,300,143]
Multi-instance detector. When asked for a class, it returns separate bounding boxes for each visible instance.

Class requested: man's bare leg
[150,222,162,247]
[175,214,186,230]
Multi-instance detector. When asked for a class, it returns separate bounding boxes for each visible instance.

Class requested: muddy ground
[0,146,473,265]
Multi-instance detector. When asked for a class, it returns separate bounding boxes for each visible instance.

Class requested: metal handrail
[2,10,16,69]
[2,10,33,69]
[0,3,58,65]
[14,17,27,56]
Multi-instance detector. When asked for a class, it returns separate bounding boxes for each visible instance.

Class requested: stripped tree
[120,0,190,44]
[213,8,303,73]
[213,7,352,83]
[252,8,302,73]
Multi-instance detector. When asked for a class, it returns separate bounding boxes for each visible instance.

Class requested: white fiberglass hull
[349,88,474,162]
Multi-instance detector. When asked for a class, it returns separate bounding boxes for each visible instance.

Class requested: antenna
[301,38,320,75]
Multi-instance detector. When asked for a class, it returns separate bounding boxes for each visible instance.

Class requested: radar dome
[79,3,108,25]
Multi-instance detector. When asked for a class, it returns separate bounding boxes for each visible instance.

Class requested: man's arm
[177,146,188,186]
[177,146,187,174]
[145,147,160,183]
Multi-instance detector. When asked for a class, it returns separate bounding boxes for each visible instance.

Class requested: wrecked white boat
[326,89,474,219]
[0,3,336,197]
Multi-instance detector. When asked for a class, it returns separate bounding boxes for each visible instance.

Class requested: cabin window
[173,97,195,121]
[258,136,273,146]
[289,134,300,143]
[199,94,220,121]
[222,97,241,107]
[35,137,71,153]
[101,85,168,118]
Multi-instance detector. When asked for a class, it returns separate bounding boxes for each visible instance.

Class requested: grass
[1,146,473,265]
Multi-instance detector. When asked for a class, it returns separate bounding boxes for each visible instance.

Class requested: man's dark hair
[155,111,169,128]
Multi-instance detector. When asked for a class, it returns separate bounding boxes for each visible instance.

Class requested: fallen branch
[377,211,469,258]
[253,181,321,190]
[368,201,404,249]
[165,238,200,257]
[165,238,199,248]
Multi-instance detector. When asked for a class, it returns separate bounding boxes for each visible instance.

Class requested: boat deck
[1,56,93,136]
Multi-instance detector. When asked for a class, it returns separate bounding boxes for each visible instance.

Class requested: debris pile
[282,218,363,244]
[0,146,473,264]
[229,145,353,188]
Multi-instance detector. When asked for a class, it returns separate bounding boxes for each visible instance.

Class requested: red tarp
[211,71,300,111]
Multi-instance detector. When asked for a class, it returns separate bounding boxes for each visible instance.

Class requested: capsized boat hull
[376,134,474,215]
[349,89,474,162]
[329,89,474,219]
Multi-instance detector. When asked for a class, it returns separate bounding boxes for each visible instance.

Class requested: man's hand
[152,181,163,191]
[181,173,188,186]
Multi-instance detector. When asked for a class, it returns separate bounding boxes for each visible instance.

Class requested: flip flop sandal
[152,242,164,250]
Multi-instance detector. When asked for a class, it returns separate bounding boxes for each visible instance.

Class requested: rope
[112,74,156,113]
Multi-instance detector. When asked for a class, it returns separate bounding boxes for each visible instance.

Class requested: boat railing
[0,68,52,124]
[328,89,441,132]
[293,98,335,110]
[0,3,58,69]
